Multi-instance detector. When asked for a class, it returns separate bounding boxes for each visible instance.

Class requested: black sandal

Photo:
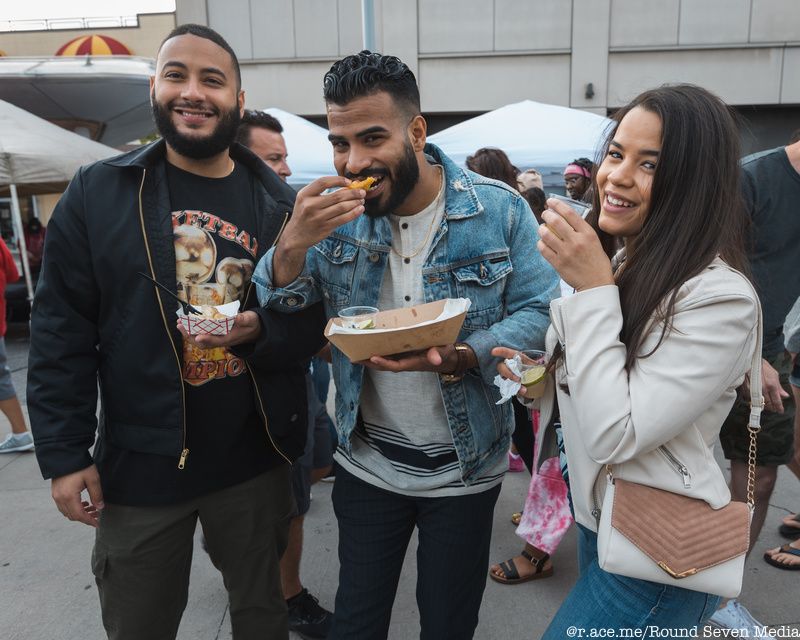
[763,544,800,571]
[779,513,800,539]
[489,549,554,584]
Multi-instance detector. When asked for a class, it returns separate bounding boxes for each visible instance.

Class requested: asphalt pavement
[0,323,797,639]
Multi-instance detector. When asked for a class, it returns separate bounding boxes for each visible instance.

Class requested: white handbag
[596,303,763,599]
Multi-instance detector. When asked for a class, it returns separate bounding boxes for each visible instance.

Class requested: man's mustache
[170,101,220,115]
[345,168,389,180]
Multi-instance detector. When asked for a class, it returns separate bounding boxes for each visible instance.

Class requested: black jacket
[27,140,326,480]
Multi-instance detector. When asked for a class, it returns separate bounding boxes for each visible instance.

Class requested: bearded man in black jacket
[27,24,326,640]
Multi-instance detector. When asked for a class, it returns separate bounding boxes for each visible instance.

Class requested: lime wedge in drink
[520,365,546,387]
[354,318,375,330]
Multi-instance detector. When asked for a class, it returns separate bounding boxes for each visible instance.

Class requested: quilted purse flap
[610,479,750,578]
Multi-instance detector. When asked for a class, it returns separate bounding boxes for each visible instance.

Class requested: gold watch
[439,342,472,384]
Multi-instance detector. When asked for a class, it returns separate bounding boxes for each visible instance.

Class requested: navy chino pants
[329,467,501,640]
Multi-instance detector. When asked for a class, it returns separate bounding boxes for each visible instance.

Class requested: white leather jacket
[537,257,760,532]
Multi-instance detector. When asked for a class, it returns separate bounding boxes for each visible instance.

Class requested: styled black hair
[571,157,594,171]
[159,23,241,89]
[323,50,420,116]
[789,128,800,144]
[236,110,283,147]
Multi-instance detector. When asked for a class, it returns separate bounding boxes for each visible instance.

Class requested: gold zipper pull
[178,448,189,469]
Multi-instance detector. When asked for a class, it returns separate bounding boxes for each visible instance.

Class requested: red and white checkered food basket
[176,301,240,336]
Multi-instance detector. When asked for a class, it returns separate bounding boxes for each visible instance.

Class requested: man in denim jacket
[254,51,558,639]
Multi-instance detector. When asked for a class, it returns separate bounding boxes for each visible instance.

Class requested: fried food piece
[347,176,377,190]
[198,305,227,320]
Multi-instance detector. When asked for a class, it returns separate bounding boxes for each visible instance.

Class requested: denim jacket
[254,143,559,483]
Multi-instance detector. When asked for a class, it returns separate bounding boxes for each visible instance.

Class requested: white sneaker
[0,432,34,453]
[707,600,763,636]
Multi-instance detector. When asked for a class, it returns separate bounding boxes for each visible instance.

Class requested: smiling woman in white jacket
[495,85,759,636]
[543,257,758,532]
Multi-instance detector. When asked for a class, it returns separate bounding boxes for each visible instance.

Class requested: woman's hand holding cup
[537,198,614,292]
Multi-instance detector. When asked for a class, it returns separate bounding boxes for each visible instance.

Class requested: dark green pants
[92,465,293,640]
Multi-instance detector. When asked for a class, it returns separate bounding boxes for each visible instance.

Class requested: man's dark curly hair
[323,50,420,116]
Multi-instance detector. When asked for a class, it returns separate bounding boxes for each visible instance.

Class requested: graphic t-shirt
[96,161,282,506]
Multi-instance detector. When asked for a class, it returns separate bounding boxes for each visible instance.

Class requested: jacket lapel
[140,161,181,326]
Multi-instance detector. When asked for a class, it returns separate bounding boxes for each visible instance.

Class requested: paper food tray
[324,298,470,362]
[177,300,240,336]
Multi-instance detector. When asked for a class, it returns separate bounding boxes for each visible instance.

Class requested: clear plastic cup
[518,349,548,399]
[547,193,591,219]
[338,306,379,330]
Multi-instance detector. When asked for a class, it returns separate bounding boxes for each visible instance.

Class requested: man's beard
[361,141,420,219]
[151,95,241,160]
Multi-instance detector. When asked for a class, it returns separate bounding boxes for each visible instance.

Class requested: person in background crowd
[492,183,571,586]
[466,145,533,474]
[761,296,800,570]
[466,146,520,190]
[311,352,338,482]
[235,110,292,181]
[254,50,559,639]
[497,84,758,636]
[235,110,340,484]
[517,168,543,193]
[709,127,800,630]
[23,218,46,276]
[563,157,593,201]
[0,237,33,454]
[763,130,800,554]
[489,400,572,585]
[235,110,339,470]
[236,108,334,639]
[27,24,326,640]
[522,187,547,223]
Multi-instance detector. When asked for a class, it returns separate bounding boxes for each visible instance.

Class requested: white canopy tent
[0,99,118,300]
[262,107,336,187]
[428,100,613,188]
[0,56,156,147]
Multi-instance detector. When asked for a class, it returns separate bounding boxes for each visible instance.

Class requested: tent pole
[9,184,34,302]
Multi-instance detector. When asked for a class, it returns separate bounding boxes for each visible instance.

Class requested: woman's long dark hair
[558,85,749,371]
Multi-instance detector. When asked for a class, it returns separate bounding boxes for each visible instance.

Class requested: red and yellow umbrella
[56,35,132,56]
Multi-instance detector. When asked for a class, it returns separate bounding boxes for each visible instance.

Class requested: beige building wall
[0,13,175,58]
[177,0,799,138]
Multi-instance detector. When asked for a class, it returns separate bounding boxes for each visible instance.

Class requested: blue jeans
[543,525,720,638]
